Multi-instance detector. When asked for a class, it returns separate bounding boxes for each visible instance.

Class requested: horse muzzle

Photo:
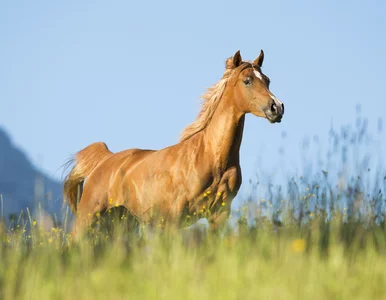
[265,100,284,123]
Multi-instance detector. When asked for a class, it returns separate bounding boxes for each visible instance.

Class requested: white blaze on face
[269,93,283,106]
[269,93,277,101]
[253,66,283,110]
[253,69,263,81]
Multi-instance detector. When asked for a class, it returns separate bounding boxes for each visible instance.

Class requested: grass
[1,209,386,300]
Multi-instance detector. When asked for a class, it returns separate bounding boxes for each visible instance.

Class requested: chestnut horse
[64,50,284,237]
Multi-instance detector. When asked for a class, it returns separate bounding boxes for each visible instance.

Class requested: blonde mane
[180,68,233,142]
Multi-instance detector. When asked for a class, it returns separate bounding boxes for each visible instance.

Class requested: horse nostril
[271,103,277,114]
[281,103,284,114]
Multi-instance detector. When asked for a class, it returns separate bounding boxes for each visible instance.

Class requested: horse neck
[201,90,245,170]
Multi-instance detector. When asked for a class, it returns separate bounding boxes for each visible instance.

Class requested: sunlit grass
[1,208,386,300]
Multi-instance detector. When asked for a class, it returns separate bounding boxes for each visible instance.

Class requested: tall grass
[0,113,385,299]
[1,214,386,299]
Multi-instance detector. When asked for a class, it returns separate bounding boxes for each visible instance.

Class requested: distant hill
[0,127,65,224]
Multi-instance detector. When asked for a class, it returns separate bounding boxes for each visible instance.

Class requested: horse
[63,50,284,238]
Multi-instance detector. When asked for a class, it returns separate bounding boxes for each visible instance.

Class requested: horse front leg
[207,167,240,234]
[207,189,235,234]
[208,209,231,233]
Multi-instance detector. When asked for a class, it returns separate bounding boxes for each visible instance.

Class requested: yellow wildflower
[206,190,211,195]
[109,198,113,205]
[217,191,222,196]
[221,202,225,207]
[291,239,306,253]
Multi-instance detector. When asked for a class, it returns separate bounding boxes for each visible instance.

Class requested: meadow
[1,115,386,300]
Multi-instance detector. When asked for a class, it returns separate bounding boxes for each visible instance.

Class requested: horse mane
[179,68,233,142]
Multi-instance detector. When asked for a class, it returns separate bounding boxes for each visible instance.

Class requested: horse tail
[63,142,113,213]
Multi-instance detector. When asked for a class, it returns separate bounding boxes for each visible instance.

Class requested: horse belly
[115,164,186,221]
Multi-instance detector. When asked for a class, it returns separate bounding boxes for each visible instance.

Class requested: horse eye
[243,77,252,85]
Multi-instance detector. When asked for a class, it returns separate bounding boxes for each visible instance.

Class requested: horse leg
[206,186,234,234]
[71,194,107,241]
[207,209,231,234]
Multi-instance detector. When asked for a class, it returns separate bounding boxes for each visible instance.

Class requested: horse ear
[233,50,242,67]
[226,50,243,69]
[254,50,264,67]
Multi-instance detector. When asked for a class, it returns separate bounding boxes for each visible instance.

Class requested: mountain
[0,127,65,224]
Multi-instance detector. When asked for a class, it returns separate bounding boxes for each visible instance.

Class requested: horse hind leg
[100,205,140,236]
[71,193,108,241]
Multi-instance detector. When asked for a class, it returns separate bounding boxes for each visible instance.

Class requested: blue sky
[1,0,385,195]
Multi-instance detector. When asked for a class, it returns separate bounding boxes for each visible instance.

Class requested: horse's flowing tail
[63,142,113,213]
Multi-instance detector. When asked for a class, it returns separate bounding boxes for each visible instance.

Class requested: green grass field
[1,209,386,300]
